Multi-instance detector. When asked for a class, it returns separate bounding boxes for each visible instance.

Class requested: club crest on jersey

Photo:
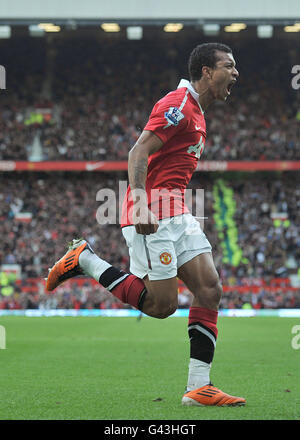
[164,107,185,128]
[159,252,172,265]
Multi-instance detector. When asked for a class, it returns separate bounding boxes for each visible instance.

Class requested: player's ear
[202,66,212,80]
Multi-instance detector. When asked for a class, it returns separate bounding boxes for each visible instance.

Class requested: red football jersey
[121,79,206,227]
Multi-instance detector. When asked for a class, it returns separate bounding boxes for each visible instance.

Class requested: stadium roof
[0,0,299,25]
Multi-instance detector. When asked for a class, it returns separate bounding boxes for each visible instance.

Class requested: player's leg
[46,238,179,319]
[140,276,178,319]
[179,252,222,310]
[118,221,180,318]
[178,252,245,406]
[79,245,179,318]
[171,213,245,406]
[178,252,221,389]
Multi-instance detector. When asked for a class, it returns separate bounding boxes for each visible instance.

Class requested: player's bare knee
[155,306,177,319]
[194,277,223,309]
[212,279,223,305]
[205,279,222,307]
[153,297,178,319]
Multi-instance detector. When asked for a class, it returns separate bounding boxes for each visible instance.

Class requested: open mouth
[226,80,236,95]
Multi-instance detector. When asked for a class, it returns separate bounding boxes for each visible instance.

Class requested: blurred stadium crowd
[0,37,300,161]
[0,172,299,309]
[0,35,299,310]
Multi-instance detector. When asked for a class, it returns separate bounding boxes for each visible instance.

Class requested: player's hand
[133,205,159,235]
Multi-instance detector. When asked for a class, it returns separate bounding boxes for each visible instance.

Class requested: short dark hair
[188,42,232,81]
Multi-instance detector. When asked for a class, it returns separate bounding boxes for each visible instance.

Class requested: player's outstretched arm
[128,130,163,235]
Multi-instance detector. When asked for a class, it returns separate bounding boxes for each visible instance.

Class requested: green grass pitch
[0,316,299,420]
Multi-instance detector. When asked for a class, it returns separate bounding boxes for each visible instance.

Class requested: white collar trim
[177,79,204,114]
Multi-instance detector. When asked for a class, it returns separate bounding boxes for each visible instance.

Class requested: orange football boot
[182,384,246,407]
[46,239,92,292]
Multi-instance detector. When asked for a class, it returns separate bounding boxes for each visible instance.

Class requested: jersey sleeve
[144,97,188,144]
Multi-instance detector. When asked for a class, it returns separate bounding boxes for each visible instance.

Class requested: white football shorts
[121,213,212,281]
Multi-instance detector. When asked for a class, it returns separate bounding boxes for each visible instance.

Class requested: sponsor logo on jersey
[187,135,205,159]
[164,107,185,128]
[159,252,172,265]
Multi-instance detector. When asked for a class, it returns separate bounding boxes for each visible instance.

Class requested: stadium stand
[0,36,300,161]
[0,33,299,310]
[0,172,299,309]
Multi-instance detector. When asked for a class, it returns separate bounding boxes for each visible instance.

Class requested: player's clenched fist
[132,205,159,235]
